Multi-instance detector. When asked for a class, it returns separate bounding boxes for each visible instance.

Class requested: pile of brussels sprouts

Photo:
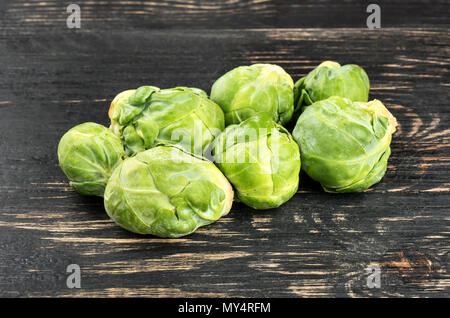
[58,61,397,238]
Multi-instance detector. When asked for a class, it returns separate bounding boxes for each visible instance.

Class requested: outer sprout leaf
[212,114,300,210]
[109,86,225,156]
[292,96,397,192]
[104,145,234,237]
[210,64,294,126]
[294,61,370,112]
[57,122,125,196]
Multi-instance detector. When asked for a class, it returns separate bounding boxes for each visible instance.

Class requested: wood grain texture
[0,1,449,297]
[1,0,449,31]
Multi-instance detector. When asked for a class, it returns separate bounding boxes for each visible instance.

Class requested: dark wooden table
[0,0,449,297]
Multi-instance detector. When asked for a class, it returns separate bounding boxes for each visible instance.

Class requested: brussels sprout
[104,145,234,237]
[294,61,370,112]
[210,64,294,126]
[58,122,125,196]
[212,115,300,209]
[109,86,225,156]
[292,96,397,193]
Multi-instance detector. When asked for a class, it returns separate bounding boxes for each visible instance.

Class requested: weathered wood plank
[0,18,448,297]
[1,0,449,31]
